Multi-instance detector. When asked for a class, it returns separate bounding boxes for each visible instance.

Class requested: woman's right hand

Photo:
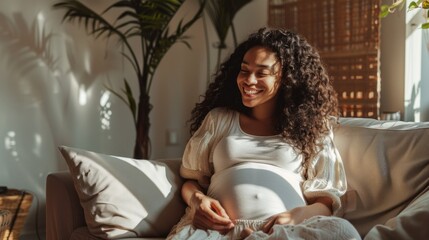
[189,191,234,234]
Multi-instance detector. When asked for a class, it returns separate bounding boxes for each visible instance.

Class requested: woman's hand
[181,180,234,234]
[189,191,234,234]
[260,206,309,234]
[239,198,333,237]
[261,200,332,234]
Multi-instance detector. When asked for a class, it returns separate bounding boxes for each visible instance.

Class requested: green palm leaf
[204,0,252,71]
[53,0,206,95]
[205,0,252,48]
[54,0,206,158]
[54,1,120,39]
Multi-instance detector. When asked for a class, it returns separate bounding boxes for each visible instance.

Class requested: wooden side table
[0,190,33,240]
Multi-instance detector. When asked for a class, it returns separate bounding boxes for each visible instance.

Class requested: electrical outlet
[166,130,178,145]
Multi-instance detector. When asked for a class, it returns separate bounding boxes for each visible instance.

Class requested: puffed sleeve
[302,125,347,216]
[180,108,234,189]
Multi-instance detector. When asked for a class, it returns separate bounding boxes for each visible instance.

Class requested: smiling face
[237,46,282,112]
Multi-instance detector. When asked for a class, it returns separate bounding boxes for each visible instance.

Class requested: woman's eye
[257,72,270,78]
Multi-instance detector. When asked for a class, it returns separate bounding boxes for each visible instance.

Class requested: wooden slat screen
[268,0,381,118]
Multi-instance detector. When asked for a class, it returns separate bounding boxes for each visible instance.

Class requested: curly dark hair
[189,27,339,176]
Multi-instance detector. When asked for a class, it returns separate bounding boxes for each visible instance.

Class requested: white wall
[404,5,429,121]
[0,0,267,238]
[380,0,429,121]
[380,0,406,116]
[0,1,134,238]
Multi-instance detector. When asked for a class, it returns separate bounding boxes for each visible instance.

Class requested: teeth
[244,89,260,94]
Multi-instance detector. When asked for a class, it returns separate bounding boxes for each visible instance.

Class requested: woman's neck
[240,106,279,136]
[249,103,276,122]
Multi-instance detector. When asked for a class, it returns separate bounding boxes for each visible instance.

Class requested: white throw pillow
[58,146,185,239]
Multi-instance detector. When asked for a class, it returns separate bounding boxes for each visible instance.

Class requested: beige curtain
[268,0,381,119]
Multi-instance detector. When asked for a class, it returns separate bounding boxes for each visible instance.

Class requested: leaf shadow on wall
[0,9,123,238]
[0,12,60,103]
[0,10,122,150]
[0,11,70,172]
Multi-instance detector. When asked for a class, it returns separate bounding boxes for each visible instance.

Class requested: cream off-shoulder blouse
[169,107,347,236]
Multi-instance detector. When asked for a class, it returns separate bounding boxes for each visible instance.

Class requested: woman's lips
[243,88,262,96]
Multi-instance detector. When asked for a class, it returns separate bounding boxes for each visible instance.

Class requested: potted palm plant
[381,0,429,28]
[53,0,206,159]
[204,0,253,71]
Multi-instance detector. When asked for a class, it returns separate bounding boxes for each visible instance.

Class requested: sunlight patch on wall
[37,12,45,36]
[79,85,88,106]
[69,72,89,106]
[33,133,42,157]
[4,131,19,161]
[405,15,423,121]
[100,91,112,131]
[84,51,92,74]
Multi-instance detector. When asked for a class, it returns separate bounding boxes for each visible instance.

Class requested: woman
[168,27,360,240]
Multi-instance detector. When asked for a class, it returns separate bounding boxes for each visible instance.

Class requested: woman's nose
[244,73,257,85]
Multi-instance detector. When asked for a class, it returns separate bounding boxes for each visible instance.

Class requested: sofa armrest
[364,187,429,240]
[46,171,86,240]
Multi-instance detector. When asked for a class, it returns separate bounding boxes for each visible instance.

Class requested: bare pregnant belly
[207,162,306,220]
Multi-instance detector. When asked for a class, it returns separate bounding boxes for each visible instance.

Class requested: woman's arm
[307,196,333,216]
[182,180,234,233]
[302,128,347,216]
[181,180,205,206]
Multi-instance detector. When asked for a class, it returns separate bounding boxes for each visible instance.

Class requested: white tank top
[207,112,306,220]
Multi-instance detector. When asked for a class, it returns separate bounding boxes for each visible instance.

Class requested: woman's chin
[242,99,258,108]
[242,103,256,108]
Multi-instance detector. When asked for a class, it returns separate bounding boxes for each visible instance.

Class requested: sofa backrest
[334,118,429,236]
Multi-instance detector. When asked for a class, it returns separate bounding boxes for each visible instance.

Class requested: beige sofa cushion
[334,118,429,236]
[59,146,185,239]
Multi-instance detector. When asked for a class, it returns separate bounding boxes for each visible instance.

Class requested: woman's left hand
[261,201,332,234]
[260,206,307,234]
[240,199,332,238]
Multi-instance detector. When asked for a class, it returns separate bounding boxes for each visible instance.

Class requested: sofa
[46,117,429,240]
